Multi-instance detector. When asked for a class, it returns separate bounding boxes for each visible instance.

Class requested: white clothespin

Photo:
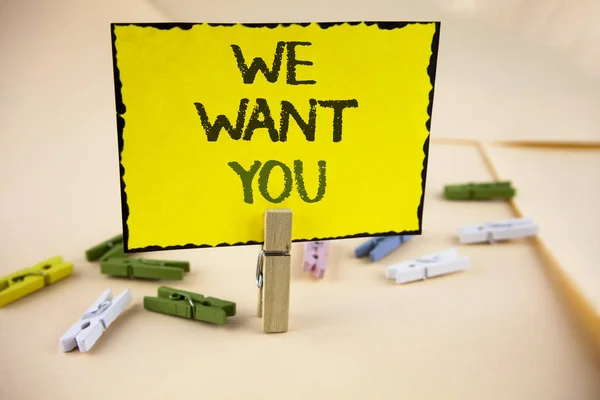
[458,217,538,245]
[60,289,132,353]
[385,248,470,284]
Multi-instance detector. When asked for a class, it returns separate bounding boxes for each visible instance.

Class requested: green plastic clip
[444,181,516,200]
[100,258,190,280]
[85,234,125,261]
[144,286,236,325]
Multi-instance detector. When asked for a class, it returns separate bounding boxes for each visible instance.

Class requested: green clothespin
[85,234,125,261]
[444,181,516,200]
[100,258,190,280]
[144,286,236,325]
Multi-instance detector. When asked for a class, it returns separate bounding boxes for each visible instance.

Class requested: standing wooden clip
[256,209,292,333]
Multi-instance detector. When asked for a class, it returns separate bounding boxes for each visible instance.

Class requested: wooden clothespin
[354,235,412,262]
[144,286,236,325]
[303,241,329,279]
[0,256,73,307]
[256,209,292,333]
[385,248,470,284]
[458,217,539,244]
[100,258,190,280]
[444,181,516,200]
[85,234,125,262]
[60,288,132,353]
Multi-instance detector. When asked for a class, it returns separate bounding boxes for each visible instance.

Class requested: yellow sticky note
[111,22,440,251]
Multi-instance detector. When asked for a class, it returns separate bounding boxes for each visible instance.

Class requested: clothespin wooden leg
[257,209,292,333]
[257,286,263,318]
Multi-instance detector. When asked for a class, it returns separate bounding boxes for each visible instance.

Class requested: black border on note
[110,21,440,252]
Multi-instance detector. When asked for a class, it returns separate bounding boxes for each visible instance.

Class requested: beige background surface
[487,145,600,315]
[1,143,600,400]
[484,144,600,355]
[151,0,600,142]
[1,0,600,399]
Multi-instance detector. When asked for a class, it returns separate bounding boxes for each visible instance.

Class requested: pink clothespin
[303,241,329,279]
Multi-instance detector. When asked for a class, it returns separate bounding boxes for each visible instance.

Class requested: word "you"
[228,160,326,204]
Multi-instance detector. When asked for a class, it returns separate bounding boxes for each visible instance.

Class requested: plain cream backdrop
[150,0,600,142]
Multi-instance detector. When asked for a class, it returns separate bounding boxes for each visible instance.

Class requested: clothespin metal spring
[256,249,290,288]
[81,301,111,320]
[11,269,50,285]
[478,222,513,244]
[168,292,197,319]
[403,255,442,281]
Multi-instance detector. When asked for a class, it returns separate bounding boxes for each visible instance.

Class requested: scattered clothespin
[444,181,515,200]
[459,217,539,244]
[144,286,236,325]
[60,288,132,353]
[385,248,470,284]
[100,258,190,280]
[0,256,73,307]
[85,234,125,261]
[355,235,412,262]
[256,209,292,333]
[303,241,329,279]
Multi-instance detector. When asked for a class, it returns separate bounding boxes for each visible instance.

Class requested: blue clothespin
[354,235,412,262]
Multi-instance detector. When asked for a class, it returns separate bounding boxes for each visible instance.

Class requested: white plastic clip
[60,288,132,353]
[458,217,539,245]
[385,248,470,284]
